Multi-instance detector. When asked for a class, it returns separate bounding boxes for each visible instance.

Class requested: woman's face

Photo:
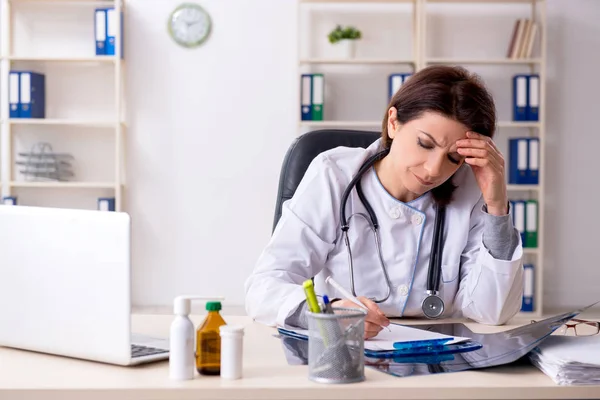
[386,108,469,198]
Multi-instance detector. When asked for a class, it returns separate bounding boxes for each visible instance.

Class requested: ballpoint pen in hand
[325,276,391,332]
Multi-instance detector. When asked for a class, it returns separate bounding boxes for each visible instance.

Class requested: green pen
[303,280,321,313]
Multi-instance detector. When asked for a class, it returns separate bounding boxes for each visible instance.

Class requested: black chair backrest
[272,129,380,232]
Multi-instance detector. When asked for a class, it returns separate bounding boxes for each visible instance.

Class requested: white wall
[543,0,600,310]
[125,0,298,310]
[8,0,595,312]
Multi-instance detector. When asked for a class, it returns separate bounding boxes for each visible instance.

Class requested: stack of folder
[529,335,600,385]
[300,74,324,121]
[512,74,540,122]
[508,137,539,185]
[9,71,45,119]
[509,199,538,247]
[95,7,123,56]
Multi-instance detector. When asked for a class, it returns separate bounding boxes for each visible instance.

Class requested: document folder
[278,323,482,358]
[278,305,595,378]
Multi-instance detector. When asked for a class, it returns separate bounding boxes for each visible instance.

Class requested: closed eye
[448,154,461,165]
[417,138,434,150]
[418,138,462,165]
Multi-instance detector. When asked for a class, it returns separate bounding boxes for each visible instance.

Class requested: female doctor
[245,65,524,339]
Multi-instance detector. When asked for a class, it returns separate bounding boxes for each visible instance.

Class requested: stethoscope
[339,148,447,319]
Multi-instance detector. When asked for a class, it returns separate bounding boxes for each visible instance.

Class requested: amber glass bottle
[196,301,227,375]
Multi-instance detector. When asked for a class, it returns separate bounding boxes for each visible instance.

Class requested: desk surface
[2,314,600,400]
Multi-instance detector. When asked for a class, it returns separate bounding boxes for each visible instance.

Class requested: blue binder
[508,138,528,184]
[95,8,107,55]
[388,73,411,102]
[522,263,535,312]
[300,74,312,121]
[19,72,45,119]
[527,74,540,121]
[512,74,529,121]
[106,8,124,57]
[9,71,20,118]
[98,197,115,211]
[527,137,539,184]
[511,200,526,246]
[2,196,17,205]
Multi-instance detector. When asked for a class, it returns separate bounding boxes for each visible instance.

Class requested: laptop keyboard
[131,344,169,358]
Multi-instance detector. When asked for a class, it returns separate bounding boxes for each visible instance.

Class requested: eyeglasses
[531,318,600,337]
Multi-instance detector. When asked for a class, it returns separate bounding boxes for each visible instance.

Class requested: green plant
[327,25,362,44]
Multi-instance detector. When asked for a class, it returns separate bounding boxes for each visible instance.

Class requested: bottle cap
[206,301,222,311]
[219,325,244,337]
[174,296,191,315]
[173,296,226,315]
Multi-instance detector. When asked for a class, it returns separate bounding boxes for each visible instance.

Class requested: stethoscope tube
[339,149,390,230]
[339,147,447,317]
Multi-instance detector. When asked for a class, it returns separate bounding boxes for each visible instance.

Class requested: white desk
[2,314,600,400]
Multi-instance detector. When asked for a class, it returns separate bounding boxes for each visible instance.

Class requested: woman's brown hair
[381,65,497,206]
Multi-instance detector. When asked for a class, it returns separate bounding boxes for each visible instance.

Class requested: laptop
[0,205,169,365]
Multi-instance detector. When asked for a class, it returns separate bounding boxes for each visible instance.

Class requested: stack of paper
[529,335,600,385]
[364,324,470,352]
[278,323,471,353]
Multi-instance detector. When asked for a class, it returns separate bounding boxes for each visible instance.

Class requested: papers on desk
[364,323,470,351]
[278,323,471,353]
[529,335,600,385]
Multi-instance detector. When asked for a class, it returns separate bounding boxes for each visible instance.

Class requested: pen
[325,276,368,311]
[303,279,321,313]
[325,276,390,332]
[322,295,334,314]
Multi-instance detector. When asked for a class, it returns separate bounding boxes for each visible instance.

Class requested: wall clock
[168,3,212,48]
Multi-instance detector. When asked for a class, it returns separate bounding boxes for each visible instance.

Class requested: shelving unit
[298,0,546,317]
[0,0,126,211]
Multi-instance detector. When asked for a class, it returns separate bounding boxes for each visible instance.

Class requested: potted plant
[328,25,362,59]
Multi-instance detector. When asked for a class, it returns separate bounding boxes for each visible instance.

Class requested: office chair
[272,129,380,232]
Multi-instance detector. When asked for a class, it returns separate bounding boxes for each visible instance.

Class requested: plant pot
[337,39,357,59]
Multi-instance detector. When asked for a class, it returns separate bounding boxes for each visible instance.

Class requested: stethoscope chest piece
[422,291,444,319]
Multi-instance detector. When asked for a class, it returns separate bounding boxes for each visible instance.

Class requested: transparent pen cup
[306,307,367,384]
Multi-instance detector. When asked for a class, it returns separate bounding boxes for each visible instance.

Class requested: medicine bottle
[196,301,227,375]
[169,296,196,380]
[219,325,244,380]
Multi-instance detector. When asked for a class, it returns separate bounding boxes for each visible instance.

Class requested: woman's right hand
[332,297,390,339]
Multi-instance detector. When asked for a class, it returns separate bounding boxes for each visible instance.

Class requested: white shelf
[300,58,415,65]
[299,0,547,315]
[507,184,540,191]
[10,181,116,189]
[302,0,542,2]
[9,0,116,2]
[1,0,126,211]
[426,57,542,65]
[524,248,540,255]
[5,56,118,63]
[498,121,540,128]
[7,119,121,128]
[427,0,543,3]
[301,120,540,129]
[300,120,381,128]
[301,0,414,3]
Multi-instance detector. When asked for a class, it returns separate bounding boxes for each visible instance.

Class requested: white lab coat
[245,139,524,328]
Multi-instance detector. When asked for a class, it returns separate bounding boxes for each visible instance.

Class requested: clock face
[168,3,212,48]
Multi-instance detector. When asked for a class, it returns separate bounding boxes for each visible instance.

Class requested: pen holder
[306,307,367,384]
